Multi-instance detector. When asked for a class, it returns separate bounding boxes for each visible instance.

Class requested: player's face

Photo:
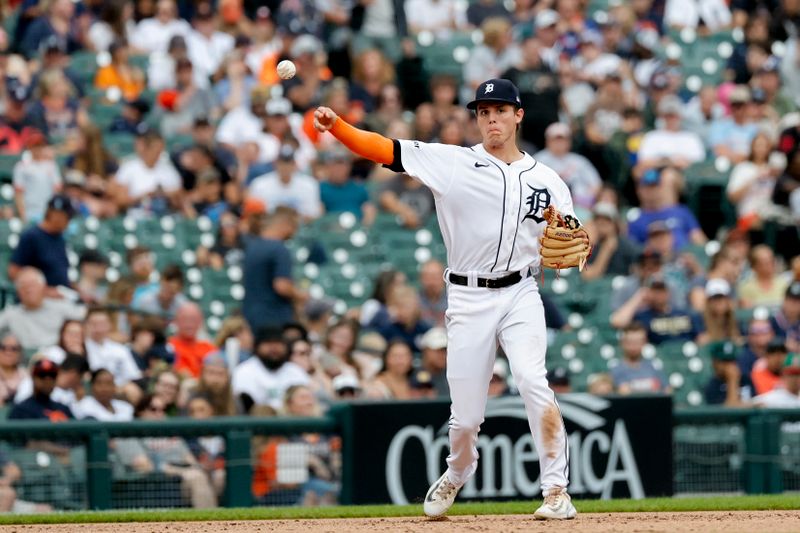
[475,103,523,149]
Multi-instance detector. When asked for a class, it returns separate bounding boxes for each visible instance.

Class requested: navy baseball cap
[466,79,522,110]
[47,194,77,218]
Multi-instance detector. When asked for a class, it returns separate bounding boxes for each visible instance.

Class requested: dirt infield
[6,511,800,533]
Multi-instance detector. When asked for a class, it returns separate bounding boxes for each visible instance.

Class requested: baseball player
[314,78,589,520]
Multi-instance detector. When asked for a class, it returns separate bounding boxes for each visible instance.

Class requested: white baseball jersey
[392,140,577,275]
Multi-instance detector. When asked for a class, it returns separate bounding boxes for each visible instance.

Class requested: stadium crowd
[0,0,799,510]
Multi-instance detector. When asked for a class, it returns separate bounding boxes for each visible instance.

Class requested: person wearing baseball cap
[709,84,759,162]
[8,193,77,292]
[752,352,800,407]
[770,282,800,352]
[535,121,601,214]
[704,340,754,406]
[8,359,74,421]
[313,66,588,518]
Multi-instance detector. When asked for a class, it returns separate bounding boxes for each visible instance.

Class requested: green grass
[0,494,797,525]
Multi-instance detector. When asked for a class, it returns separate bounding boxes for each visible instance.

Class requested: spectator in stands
[0,79,39,155]
[318,146,376,224]
[130,0,191,54]
[74,249,109,305]
[13,354,88,412]
[38,317,86,363]
[213,316,254,366]
[242,208,303,330]
[214,86,269,153]
[248,145,322,221]
[753,352,800,407]
[634,95,706,178]
[417,260,447,327]
[12,131,61,223]
[9,359,73,421]
[368,340,414,400]
[0,267,85,350]
[467,0,511,27]
[705,340,754,406]
[405,0,466,35]
[185,3,234,83]
[332,374,361,399]
[73,368,134,421]
[376,286,431,353]
[214,50,257,114]
[117,394,217,508]
[88,0,135,52]
[133,264,189,318]
[664,0,731,31]
[0,450,22,512]
[418,327,449,397]
[302,299,336,347]
[533,122,602,215]
[27,68,86,142]
[157,58,219,138]
[545,366,569,395]
[319,320,362,379]
[281,385,339,505]
[0,334,26,407]
[407,369,438,399]
[196,211,245,270]
[628,166,707,251]
[737,319,775,376]
[282,35,331,112]
[683,86,725,145]
[751,339,789,395]
[113,128,182,214]
[94,38,145,101]
[582,202,641,280]
[463,18,521,101]
[232,326,310,412]
[84,307,143,401]
[611,275,703,344]
[770,282,800,352]
[359,270,407,329]
[708,85,759,164]
[128,318,164,373]
[170,302,216,379]
[611,250,685,313]
[501,34,561,151]
[697,279,742,345]
[378,171,436,229]
[727,132,782,231]
[611,322,670,394]
[9,194,74,291]
[108,97,150,135]
[185,393,226,496]
[738,245,790,309]
[151,369,181,416]
[189,354,236,416]
[19,0,82,59]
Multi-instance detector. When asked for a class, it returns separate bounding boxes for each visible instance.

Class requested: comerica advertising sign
[348,394,672,504]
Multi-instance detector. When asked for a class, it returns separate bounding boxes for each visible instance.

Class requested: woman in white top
[727,132,783,228]
[73,369,134,421]
[40,319,86,365]
[0,334,27,407]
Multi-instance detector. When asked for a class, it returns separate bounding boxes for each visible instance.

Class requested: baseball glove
[540,205,591,271]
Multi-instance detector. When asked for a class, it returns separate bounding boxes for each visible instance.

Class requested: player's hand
[314,106,338,133]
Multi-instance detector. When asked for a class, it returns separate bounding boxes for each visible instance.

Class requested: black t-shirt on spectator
[9,395,74,421]
[11,225,71,287]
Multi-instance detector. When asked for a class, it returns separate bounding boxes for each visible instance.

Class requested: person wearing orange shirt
[94,38,145,101]
[752,340,789,395]
[169,302,216,378]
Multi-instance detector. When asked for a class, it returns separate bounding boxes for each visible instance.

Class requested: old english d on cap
[467,79,522,110]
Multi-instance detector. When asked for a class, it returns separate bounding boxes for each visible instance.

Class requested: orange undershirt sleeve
[330,117,395,166]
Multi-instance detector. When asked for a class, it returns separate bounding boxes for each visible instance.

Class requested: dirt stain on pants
[541,403,562,459]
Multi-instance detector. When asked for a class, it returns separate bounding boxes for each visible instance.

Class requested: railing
[0,403,798,511]
[0,409,349,510]
[674,407,800,495]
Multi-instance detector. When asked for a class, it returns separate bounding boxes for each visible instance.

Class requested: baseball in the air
[277,60,297,80]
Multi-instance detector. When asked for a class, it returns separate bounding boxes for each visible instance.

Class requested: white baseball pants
[443,275,569,493]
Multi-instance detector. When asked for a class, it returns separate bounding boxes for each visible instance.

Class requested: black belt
[448,270,524,289]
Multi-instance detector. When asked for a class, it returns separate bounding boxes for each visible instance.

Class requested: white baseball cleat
[423,472,460,518]
[533,487,577,520]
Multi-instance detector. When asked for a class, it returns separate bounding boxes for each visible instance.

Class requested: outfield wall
[0,397,798,511]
